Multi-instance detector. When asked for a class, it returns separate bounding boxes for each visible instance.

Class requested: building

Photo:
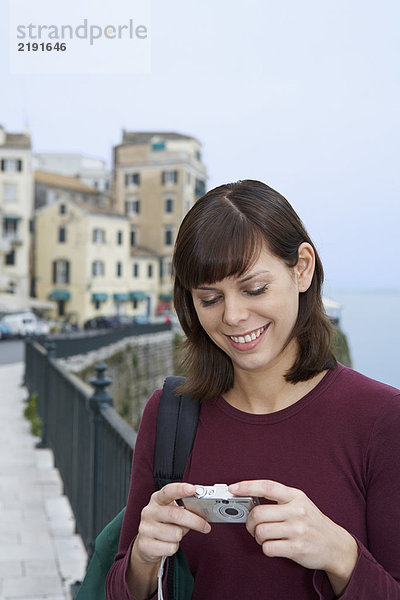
[113,131,208,303]
[34,170,112,211]
[0,124,33,299]
[34,198,159,324]
[34,152,111,193]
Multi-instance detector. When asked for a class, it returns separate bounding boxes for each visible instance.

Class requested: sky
[1,0,400,289]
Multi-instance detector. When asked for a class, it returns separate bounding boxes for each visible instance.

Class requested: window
[116,261,122,277]
[2,218,18,241]
[117,230,123,245]
[133,263,139,277]
[52,260,70,284]
[5,250,15,266]
[195,150,202,161]
[195,178,206,198]
[152,141,166,151]
[130,226,136,247]
[4,184,17,203]
[125,172,140,187]
[93,228,106,244]
[1,159,22,172]
[165,198,174,213]
[59,227,66,243]
[92,260,105,277]
[125,198,140,216]
[160,256,172,278]
[148,264,153,278]
[162,170,178,185]
[165,227,173,246]
[59,204,66,214]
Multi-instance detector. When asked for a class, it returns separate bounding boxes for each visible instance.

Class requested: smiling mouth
[228,323,269,344]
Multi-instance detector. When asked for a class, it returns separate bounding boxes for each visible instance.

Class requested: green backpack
[76,376,200,600]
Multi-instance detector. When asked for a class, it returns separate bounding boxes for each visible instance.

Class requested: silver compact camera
[182,484,259,523]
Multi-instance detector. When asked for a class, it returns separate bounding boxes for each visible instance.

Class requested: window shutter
[65,261,70,283]
[52,261,57,283]
[17,160,23,172]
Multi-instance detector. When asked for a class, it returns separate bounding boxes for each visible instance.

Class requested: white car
[0,311,50,337]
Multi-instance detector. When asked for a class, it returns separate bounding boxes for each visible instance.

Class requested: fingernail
[203,523,211,533]
[184,484,194,495]
[229,483,239,492]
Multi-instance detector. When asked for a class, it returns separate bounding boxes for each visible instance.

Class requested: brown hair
[173,180,337,401]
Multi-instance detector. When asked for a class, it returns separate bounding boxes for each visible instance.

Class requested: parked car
[0,311,50,337]
[0,320,11,340]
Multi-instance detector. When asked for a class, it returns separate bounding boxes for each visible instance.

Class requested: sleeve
[313,393,400,600]
[105,389,162,600]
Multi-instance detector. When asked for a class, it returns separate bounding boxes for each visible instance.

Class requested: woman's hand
[133,482,211,565]
[229,480,358,596]
[128,483,211,599]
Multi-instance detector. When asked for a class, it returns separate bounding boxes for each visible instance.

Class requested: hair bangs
[176,210,264,290]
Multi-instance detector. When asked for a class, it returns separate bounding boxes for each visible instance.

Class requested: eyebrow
[195,270,271,291]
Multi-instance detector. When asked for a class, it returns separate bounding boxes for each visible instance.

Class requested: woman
[106,180,400,599]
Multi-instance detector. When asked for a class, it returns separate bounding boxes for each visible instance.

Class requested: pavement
[0,361,87,600]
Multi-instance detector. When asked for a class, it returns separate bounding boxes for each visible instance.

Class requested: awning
[49,289,71,301]
[92,293,108,302]
[113,293,130,302]
[130,291,148,301]
[159,293,172,302]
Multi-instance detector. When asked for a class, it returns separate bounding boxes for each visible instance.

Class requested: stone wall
[57,330,174,431]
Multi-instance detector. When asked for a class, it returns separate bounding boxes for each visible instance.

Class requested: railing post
[36,341,56,449]
[87,362,113,559]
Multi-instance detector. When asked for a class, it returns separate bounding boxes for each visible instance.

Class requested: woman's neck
[223,369,327,414]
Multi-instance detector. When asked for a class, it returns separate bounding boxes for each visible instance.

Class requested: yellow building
[34,198,159,325]
[113,131,208,302]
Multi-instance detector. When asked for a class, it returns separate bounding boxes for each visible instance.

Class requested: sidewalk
[0,362,87,600]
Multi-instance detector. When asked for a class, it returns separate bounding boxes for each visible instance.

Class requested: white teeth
[230,324,267,344]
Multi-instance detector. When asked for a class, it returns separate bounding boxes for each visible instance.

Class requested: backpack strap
[153,376,200,490]
[153,376,200,600]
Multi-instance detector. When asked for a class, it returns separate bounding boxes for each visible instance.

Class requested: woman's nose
[222,297,249,327]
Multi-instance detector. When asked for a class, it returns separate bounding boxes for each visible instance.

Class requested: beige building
[113,131,208,301]
[34,198,159,324]
[0,124,33,298]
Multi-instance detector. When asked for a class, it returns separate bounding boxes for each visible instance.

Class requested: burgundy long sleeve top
[106,364,400,599]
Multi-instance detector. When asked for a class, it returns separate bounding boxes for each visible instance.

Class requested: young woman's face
[191,244,313,377]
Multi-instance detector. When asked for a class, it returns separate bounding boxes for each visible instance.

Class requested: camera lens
[225,508,239,516]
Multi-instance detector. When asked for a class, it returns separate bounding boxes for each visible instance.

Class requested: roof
[35,170,99,193]
[1,133,31,149]
[120,130,200,146]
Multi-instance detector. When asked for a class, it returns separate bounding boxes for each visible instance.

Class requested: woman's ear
[296,242,315,292]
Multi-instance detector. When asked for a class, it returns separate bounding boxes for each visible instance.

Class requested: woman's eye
[246,284,268,297]
[200,297,220,307]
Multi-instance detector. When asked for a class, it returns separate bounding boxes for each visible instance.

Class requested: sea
[327,287,400,390]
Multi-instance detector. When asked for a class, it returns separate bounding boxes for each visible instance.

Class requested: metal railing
[24,338,136,559]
